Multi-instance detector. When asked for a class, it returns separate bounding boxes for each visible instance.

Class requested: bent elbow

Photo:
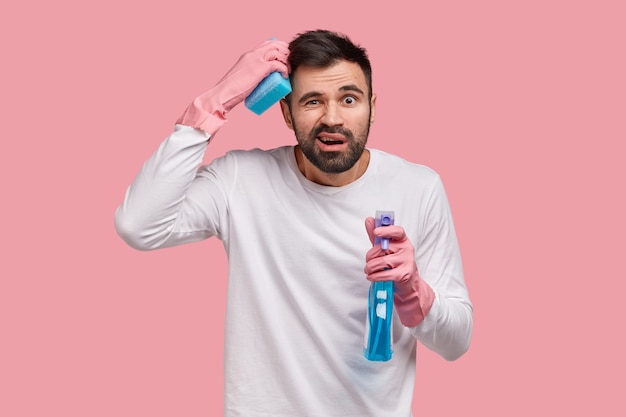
[441,310,473,361]
[441,335,472,361]
[114,207,158,251]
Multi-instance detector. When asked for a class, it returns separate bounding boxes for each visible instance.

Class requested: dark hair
[288,29,372,99]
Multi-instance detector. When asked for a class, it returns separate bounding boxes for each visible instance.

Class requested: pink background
[2,0,625,415]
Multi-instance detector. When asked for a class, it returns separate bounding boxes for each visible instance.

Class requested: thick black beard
[296,124,370,174]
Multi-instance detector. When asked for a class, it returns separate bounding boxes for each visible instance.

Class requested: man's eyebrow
[297,85,366,105]
[298,91,322,105]
[339,84,365,96]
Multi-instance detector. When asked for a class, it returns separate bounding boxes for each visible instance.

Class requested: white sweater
[115,125,473,417]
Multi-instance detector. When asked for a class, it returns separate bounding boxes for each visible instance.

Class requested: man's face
[280,60,376,175]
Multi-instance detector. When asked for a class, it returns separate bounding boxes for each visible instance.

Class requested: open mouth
[318,137,344,145]
[317,133,346,146]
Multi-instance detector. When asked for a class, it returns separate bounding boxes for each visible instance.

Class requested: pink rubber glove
[177,39,290,132]
[364,217,436,327]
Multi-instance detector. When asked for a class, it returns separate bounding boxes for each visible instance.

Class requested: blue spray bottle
[364,210,395,362]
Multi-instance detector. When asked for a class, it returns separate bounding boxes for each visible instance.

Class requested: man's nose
[320,102,344,126]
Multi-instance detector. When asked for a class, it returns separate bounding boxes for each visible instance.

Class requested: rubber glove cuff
[176,89,228,133]
[394,274,435,328]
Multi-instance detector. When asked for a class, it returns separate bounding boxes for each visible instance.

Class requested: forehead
[290,60,368,96]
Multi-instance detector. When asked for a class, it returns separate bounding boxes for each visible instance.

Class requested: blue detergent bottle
[244,39,292,115]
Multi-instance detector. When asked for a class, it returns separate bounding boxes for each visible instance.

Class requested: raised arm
[114,39,290,250]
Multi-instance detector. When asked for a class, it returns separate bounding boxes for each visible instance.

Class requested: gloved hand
[364,217,436,327]
[177,39,290,132]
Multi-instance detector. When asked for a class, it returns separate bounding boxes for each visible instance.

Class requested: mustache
[311,125,354,139]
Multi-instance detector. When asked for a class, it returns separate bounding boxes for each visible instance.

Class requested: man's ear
[370,93,377,125]
[280,98,294,130]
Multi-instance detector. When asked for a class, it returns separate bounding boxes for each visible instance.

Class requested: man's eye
[306,99,320,105]
[343,96,356,105]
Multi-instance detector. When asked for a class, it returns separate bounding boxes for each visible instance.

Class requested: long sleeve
[409,175,473,361]
[114,123,225,250]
